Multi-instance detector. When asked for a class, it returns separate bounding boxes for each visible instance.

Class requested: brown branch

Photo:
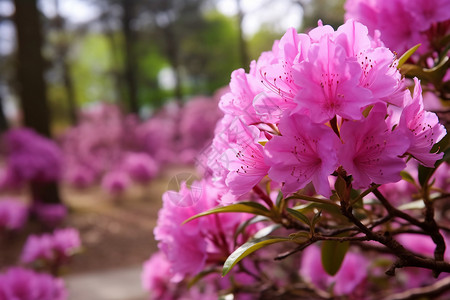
[384,276,450,300]
[340,198,450,276]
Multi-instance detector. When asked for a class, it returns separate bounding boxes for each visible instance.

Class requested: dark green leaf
[286,207,311,226]
[222,237,291,276]
[418,147,450,187]
[321,240,349,276]
[183,202,270,225]
[275,191,283,207]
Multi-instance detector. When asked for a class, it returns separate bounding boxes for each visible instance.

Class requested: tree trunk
[121,0,139,114]
[236,0,249,69]
[13,0,51,137]
[13,0,61,205]
[0,95,8,133]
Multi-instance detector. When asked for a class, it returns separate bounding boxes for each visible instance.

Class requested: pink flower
[0,267,67,300]
[345,0,450,55]
[52,228,82,259]
[21,234,55,264]
[293,27,373,123]
[141,251,178,300]
[223,120,269,196]
[398,78,446,167]
[101,170,131,195]
[300,245,369,296]
[265,113,339,197]
[21,228,81,266]
[32,203,67,228]
[0,198,28,231]
[339,104,410,189]
[154,179,253,278]
[0,128,62,189]
[219,68,261,125]
[122,152,158,183]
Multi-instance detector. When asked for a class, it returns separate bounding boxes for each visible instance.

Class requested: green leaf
[286,207,311,226]
[289,231,310,241]
[397,44,421,68]
[233,216,269,243]
[183,202,271,224]
[275,191,283,207]
[222,237,291,276]
[188,268,219,288]
[321,240,349,276]
[418,147,450,187]
[254,224,281,239]
[400,171,416,185]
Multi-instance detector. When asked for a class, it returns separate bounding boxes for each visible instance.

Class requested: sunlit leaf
[183,202,271,224]
[400,171,416,185]
[233,215,269,244]
[397,200,425,210]
[253,224,281,239]
[222,236,291,276]
[397,44,421,68]
[321,240,349,276]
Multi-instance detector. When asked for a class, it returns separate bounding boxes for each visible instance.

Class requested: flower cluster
[21,228,81,269]
[0,267,67,300]
[0,128,62,190]
[62,97,222,191]
[154,178,256,277]
[205,19,446,198]
[0,198,28,232]
[345,0,450,55]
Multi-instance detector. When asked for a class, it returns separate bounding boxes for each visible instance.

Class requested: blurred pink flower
[300,245,369,296]
[0,128,62,189]
[21,228,81,266]
[101,170,131,195]
[0,267,67,300]
[0,198,28,231]
[122,152,158,183]
[32,203,67,228]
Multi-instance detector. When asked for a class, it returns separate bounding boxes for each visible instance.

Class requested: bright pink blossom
[398,78,446,167]
[265,113,339,197]
[339,104,410,189]
[294,30,373,122]
[223,120,269,196]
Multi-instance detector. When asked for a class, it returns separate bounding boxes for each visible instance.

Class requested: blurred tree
[248,25,284,61]
[0,96,8,133]
[295,0,345,30]
[51,0,78,125]
[121,0,139,113]
[236,0,249,69]
[12,0,61,204]
[181,11,241,94]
